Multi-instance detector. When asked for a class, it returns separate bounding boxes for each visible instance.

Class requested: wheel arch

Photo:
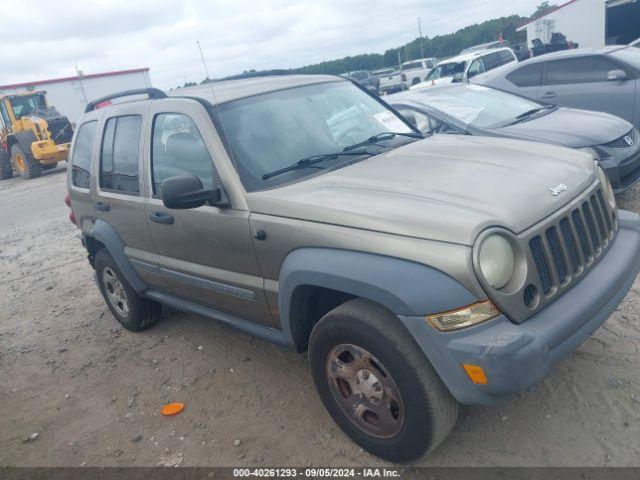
[7,131,37,156]
[278,248,478,352]
[85,219,147,293]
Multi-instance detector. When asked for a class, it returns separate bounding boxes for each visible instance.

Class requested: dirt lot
[1,167,640,467]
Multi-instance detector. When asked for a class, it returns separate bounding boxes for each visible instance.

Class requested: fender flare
[7,131,37,157]
[278,248,478,349]
[90,219,147,293]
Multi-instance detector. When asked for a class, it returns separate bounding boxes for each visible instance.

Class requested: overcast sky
[1,0,542,89]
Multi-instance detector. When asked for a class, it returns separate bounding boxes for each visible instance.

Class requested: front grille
[47,117,74,145]
[603,128,637,149]
[528,188,615,299]
[478,182,618,324]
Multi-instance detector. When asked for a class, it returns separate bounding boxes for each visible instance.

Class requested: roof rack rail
[85,88,167,112]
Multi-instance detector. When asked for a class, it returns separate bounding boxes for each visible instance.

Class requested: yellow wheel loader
[0,90,74,180]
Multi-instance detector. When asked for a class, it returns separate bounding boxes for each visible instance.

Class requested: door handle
[150,211,174,225]
[95,201,110,212]
[541,91,557,99]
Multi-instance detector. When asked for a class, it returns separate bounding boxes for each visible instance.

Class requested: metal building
[0,68,152,123]
[517,0,640,51]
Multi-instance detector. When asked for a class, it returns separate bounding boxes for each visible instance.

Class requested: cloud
[0,0,541,89]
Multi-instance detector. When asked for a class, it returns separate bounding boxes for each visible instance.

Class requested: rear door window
[481,52,501,72]
[403,62,423,70]
[151,113,219,195]
[506,63,544,87]
[545,56,617,85]
[100,115,142,195]
[71,121,98,189]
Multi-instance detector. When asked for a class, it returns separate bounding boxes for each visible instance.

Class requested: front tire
[94,249,161,332]
[309,299,458,463]
[11,144,41,179]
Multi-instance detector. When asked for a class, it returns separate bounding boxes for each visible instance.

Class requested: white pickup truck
[402,58,438,87]
[373,68,404,95]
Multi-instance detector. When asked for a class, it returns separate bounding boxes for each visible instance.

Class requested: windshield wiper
[262,149,375,181]
[343,131,425,152]
[513,105,556,120]
[515,107,547,119]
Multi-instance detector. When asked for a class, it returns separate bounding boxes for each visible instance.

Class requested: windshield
[610,47,640,69]
[415,84,545,128]
[426,62,466,80]
[214,81,414,191]
[9,93,46,117]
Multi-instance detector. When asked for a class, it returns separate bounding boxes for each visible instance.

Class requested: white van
[414,48,517,89]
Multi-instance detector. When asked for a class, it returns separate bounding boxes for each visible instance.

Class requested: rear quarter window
[71,121,98,189]
[498,50,516,65]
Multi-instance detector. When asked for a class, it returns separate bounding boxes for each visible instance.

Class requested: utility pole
[418,17,425,59]
[75,62,88,105]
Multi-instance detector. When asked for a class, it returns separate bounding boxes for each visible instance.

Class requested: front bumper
[601,150,640,193]
[399,209,640,405]
[30,140,70,163]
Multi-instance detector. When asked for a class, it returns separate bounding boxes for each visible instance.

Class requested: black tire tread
[0,152,12,180]
[309,298,458,463]
[94,249,161,332]
[11,144,42,179]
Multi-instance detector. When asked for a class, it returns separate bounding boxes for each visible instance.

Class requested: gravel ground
[1,167,639,467]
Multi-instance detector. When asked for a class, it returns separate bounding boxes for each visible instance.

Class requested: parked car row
[345,57,439,95]
[67,71,640,464]
[472,45,640,130]
[387,83,640,193]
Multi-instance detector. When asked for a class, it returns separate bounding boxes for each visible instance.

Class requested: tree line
[182,3,555,86]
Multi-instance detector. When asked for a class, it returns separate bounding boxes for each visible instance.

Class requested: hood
[247,135,596,246]
[494,108,632,148]
[411,78,454,90]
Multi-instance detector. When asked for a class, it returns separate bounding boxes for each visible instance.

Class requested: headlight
[478,234,515,289]
[597,165,616,209]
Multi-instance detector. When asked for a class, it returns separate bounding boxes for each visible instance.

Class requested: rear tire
[11,144,41,179]
[41,163,57,171]
[94,249,161,332]
[309,298,458,464]
[0,151,12,180]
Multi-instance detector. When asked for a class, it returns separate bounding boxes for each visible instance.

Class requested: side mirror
[607,69,628,81]
[161,174,224,210]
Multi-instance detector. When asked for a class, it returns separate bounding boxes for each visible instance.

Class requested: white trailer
[0,68,152,123]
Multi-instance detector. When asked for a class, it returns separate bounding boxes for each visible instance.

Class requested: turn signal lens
[426,300,500,332]
[462,364,488,385]
[597,166,616,209]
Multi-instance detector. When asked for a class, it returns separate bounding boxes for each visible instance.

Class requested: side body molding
[278,248,478,349]
[91,219,147,293]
